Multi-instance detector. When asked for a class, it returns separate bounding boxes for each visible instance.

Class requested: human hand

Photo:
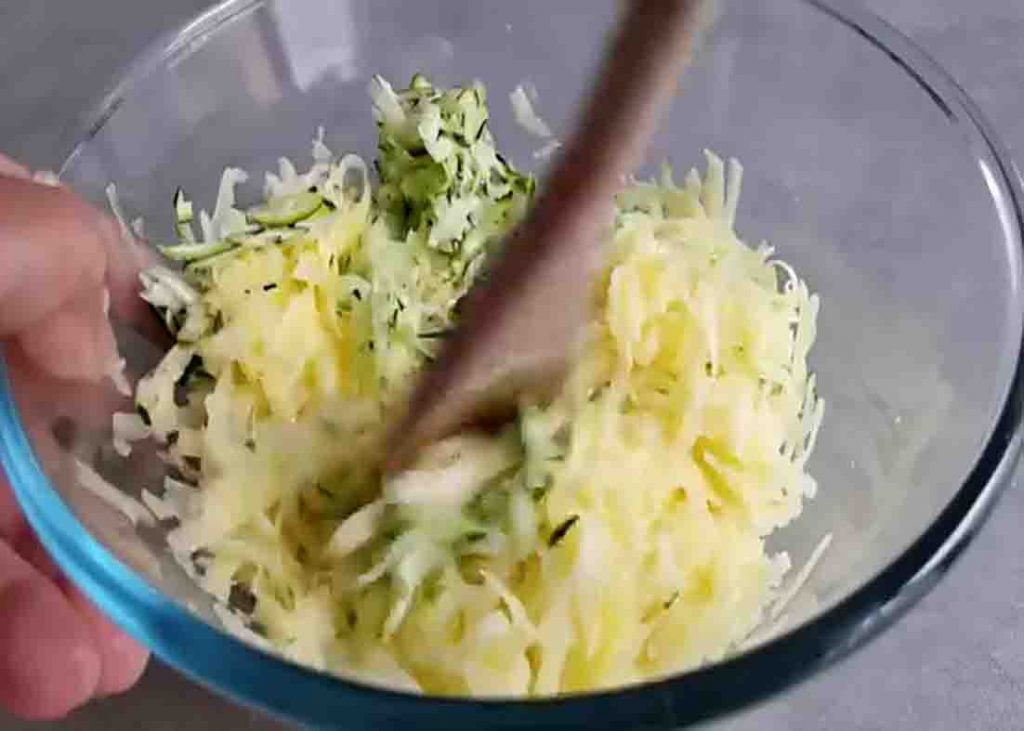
[0,154,149,720]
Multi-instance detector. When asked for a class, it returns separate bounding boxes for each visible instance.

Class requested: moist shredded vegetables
[123,75,823,695]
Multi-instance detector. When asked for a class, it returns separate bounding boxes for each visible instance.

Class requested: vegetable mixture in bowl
[120,76,822,696]
[7,0,1018,726]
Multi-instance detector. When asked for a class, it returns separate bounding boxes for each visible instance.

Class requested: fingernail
[68,642,100,696]
[65,587,150,697]
[0,154,31,180]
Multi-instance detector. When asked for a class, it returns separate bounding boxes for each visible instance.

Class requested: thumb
[15,285,118,383]
[0,170,145,383]
[0,175,108,334]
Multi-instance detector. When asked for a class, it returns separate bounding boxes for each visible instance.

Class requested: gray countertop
[2,1,1023,728]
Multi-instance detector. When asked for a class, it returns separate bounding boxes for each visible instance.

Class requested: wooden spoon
[387,0,711,470]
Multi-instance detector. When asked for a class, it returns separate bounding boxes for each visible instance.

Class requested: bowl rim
[5,0,1024,727]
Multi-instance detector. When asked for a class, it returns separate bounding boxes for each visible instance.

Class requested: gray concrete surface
[1,0,1023,728]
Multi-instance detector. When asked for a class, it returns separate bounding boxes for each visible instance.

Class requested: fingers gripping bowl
[1,0,1022,728]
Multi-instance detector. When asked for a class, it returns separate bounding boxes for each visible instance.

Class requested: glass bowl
[2,0,1022,727]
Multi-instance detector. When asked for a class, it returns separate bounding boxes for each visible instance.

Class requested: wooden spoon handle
[388,0,710,469]
[541,0,710,258]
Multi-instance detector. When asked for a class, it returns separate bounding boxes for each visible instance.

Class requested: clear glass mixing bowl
[1,0,1022,727]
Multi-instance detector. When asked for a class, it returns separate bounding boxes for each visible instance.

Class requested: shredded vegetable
[129,75,823,696]
[510,83,554,139]
[510,82,562,160]
[75,459,155,527]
